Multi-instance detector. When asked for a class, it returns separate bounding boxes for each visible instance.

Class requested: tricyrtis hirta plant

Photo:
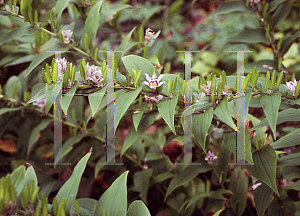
[0,0,300,215]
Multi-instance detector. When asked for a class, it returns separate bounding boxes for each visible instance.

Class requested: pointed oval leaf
[260,88,281,138]
[24,165,38,190]
[88,86,106,117]
[55,149,92,214]
[253,182,274,216]
[61,83,77,115]
[11,165,25,196]
[245,145,279,196]
[133,169,153,204]
[213,97,236,130]
[94,171,128,216]
[28,118,53,155]
[133,110,145,131]
[252,108,300,131]
[115,86,142,129]
[278,152,300,167]
[80,1,103,49]
[158,95,178,135]
[227,28,270,45]
[212,1,251,15]
[165,165,212,200]
[192,108,213,152]
[271,128,300,149]
[127,200,151,216]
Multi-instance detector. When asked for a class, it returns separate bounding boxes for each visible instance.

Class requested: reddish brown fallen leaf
[0,139,17,154]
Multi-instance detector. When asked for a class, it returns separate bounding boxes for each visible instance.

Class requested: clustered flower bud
[55,57,67,74]
[61,30,73,44]
[85,63,104,87]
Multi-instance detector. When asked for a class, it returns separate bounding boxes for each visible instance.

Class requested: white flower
[33,98,46,109]
[144,28,155,44]
[285,78,298,95]
[262,65,273,70]
[143,73,165,89]
[55,57,67,74]
[205,150,217,164]
[61,30,73,44]
[201,81,212,94]
[85,63,104,86]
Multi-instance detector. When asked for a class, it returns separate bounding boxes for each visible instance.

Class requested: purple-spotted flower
[55,57,67,74]
[285,78,298,95]
[144,28,155,44]
[33,98,46,110]
[143,73,165,90]
[85,63,104,87]
[205,150,217,164]
[61,30,73,44]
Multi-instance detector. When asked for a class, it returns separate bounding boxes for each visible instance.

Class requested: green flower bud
[222,70,226,86]
[34,205,41,216]
[82,58,86,67]
[126,73,130,86]
[63,67,70,87]
[135,70,142,88]
[294,81,300,98]
[265,71,270,91]
[167,79,171,94]
[34,9,38,25]
[270,70,276,90]
[276,71,283,88]
[52,198,58,216]
[244,73,252,89]
[277,37,283,50]
[75,200,80,214]
[251,71,260,89]
[138,95,142,107]
[71,65,76,84]
[278,57,282,69]
[94,48,99,61]
[84,33,89,50]
[58,31,64,44]
[198,75,203,93]
[181,80,185,97]
[216,76,223,99]
[262,3,269,18]
[30,187,39,204]
[132,68,137,83]
[171,76,177,93]
[79,62,85,79]
[49,13,55,29]
[210,74,216,103]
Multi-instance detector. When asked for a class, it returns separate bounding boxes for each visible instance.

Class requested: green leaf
[54,135,86,166]
[192,108,213,153]
[122,112,157,155]
[25,49,68,78]
[157,95,178,135]
[127,200,151,216]
[133,110,145,131]
[122,55,156,85]
[245,87,252,114]
[272,129,300,149]
[227,28,271,45]
[165,165,212,200]
[147,54,161,67]
[24,165,38,191]
[252,108,300,131]
[88,86,106,118]
[70,198,97,216]
[271,0,294,28]
[0,107,24,116]
[260,88,281,138]
[115,86,142,129]
[55,149,92,214]
[115,26,136,68]
[61,83,77,115]
[27,118,53,156]
[5,76,22,99]
[213,209,225,216]
[253,182,274,216]
[228,167,248,216]
[212,1,251,15]
[133,169,153,204]
[245,145,279,196]
[278,32,300,56]
[0,25,33,46]
[213,97,236,130]
[278,152,300,167]
[285,180,300,191]
[93,171,128,216]
[80,1,103,49]
[53,0,71,30]
[10,165,25,196]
